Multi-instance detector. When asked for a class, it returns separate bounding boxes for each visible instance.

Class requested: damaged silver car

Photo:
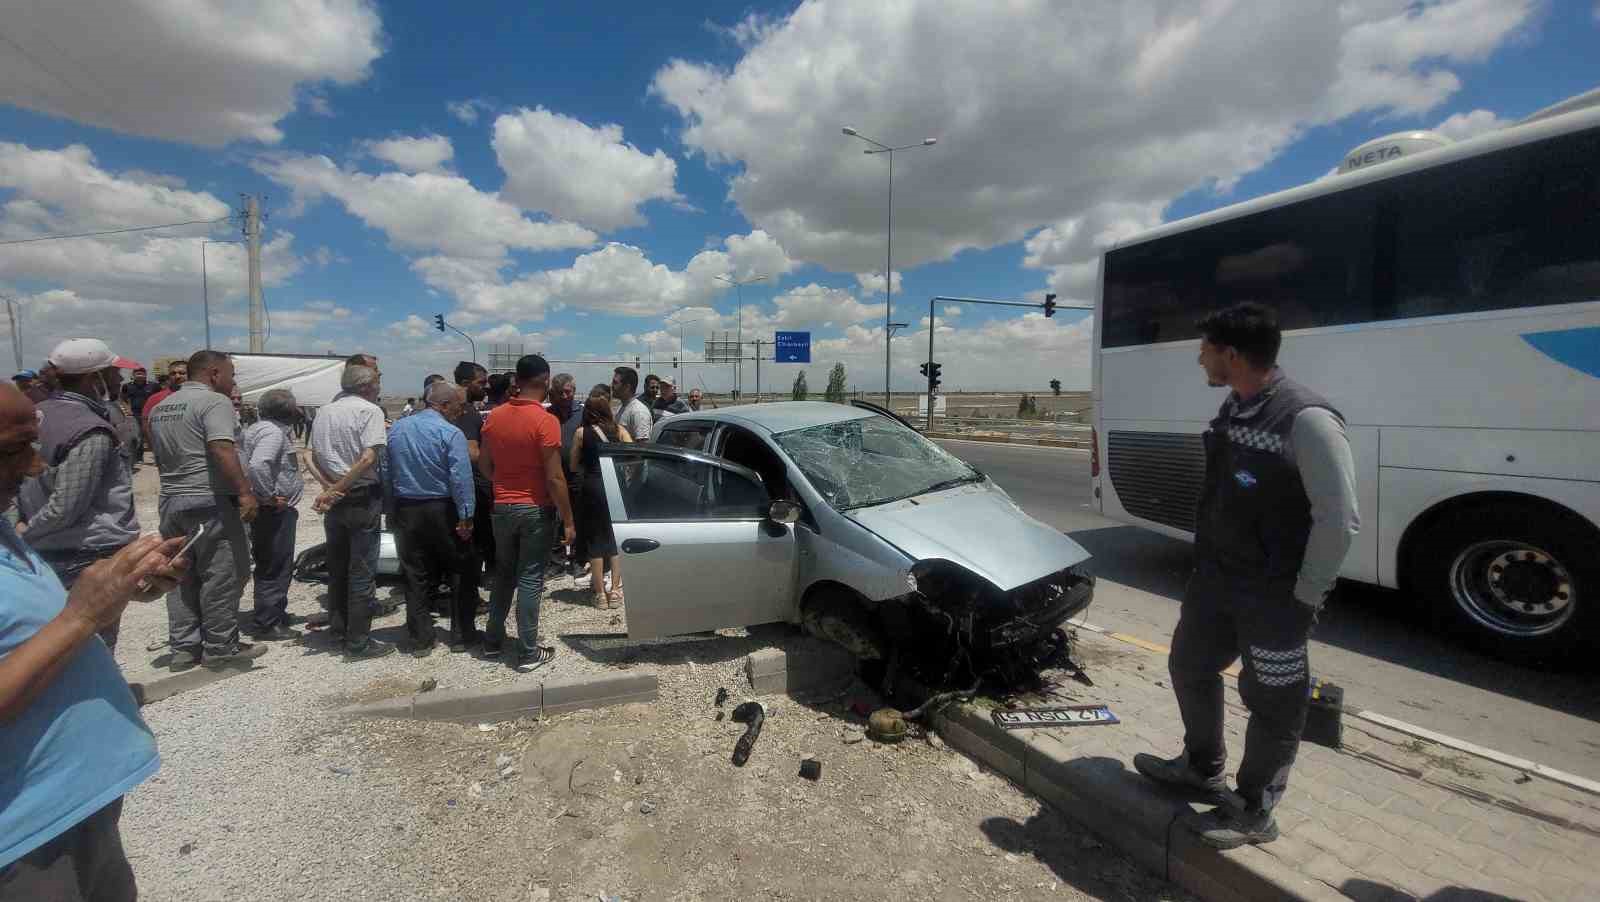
[599,401,1094,686]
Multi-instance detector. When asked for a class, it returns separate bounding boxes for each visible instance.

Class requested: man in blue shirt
[383,381,477,654]
[0,382,187,899]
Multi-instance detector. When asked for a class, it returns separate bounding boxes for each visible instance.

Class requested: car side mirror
[768,500,801,525]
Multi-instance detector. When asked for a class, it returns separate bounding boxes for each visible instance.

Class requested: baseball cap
[47,338,143,375]
[12,369,37,381]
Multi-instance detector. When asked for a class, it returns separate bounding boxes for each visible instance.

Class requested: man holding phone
[147,350,262,672]
[0,381,189,898]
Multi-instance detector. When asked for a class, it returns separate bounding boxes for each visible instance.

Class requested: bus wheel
[1414,504,1595,665]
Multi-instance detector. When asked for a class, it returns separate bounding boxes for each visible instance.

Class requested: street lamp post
[842,127,937,408]
[674,317,702,386]
[201,239,241,350]
[715,273,766,399]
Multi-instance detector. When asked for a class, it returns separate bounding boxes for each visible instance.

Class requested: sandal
[592,593,609,609]
[607,587,624,609]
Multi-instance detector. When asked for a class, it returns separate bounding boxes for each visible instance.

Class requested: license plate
[991,705,1119,729]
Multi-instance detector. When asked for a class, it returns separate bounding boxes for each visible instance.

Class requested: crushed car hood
[845,481,1090,591]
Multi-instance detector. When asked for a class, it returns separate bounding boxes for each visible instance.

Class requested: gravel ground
[110,461,1191,901]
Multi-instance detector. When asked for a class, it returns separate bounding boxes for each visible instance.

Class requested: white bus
[1090,95,1600,661]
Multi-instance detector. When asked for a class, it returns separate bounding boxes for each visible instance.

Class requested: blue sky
[1,0,1596,397]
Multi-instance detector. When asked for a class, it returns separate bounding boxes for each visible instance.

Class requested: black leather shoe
[252,625,303,641]
[345,639,397,660]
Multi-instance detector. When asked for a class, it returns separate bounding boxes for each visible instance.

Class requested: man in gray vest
[16,339,144,651]
[1134,302,1359,849]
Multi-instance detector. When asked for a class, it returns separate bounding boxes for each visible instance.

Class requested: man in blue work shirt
[0,382,188,899]
[383,381,477,654]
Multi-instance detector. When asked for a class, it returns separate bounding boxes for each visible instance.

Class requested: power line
[0,27,120,127]
[0,217,231,246]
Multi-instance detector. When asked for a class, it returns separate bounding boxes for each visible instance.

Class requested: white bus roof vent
[1336,130,1453,176]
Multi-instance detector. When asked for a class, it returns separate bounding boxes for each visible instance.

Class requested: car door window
[615,455,768,521]
[658,421,713,451]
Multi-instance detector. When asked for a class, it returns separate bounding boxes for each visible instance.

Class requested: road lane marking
[1072,620,1594,795]
[932,437,1091,454]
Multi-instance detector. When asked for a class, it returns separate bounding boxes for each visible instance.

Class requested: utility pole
[749,337,771,403]
[3,297,21,371]
[244,195,264,352]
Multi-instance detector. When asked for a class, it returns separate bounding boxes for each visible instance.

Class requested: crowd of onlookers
[0,340,721,895]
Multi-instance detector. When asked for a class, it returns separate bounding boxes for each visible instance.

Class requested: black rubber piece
[731,701,765,767]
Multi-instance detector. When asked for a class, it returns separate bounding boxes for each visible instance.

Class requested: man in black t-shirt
[451,361,494,600]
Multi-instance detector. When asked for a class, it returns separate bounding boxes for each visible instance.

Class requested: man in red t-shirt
[140,360,188,466]
[479,354,574,672]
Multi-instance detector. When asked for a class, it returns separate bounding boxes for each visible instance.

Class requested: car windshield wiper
[920,473,984,496]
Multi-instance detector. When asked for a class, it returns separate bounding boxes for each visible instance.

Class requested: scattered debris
[714,687,729,708]
[417,677,438,693]
[179,842,194,856]
[731,701,766,767]
[478,723,497,733]
[638,800,656,815]
[841,723,866,745]
[866,708,908,743]
[468,781,484,799]
[495,753,515,769]
[1515,773,1533,785]
[500,765,520,778]
[798,758,822,781]
[329,765,354,776]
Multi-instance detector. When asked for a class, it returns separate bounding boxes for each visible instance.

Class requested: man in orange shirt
[478,354,575,672]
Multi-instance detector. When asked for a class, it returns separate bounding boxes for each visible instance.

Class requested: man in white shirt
[610,366,654,443]
[307,363,393,660]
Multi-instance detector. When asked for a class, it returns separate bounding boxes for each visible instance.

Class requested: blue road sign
[775,331,811,364]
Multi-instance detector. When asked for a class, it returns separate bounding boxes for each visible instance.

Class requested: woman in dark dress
[569,385,634,608]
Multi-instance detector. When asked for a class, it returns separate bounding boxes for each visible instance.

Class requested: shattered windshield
[773,413,981,510]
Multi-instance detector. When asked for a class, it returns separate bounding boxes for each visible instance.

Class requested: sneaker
[401,638,437,657]
[251,625,303,641]
[448,634,481,654]
[1133,751,1232,801]
[479,640,503,659]
[205,643,268,669]
[169,649,201,673]
[513,645,556,673]
[1183,805,1280,849]
[345,639,397,660]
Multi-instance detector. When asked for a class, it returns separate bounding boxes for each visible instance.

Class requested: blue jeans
[488,504,552,659]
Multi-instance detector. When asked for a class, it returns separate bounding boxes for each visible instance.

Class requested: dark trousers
[160,497,250,657]
[1169,569,1317,813]
[392,498,478,646]
[324,488,381,649]
[0,798,134,902]
[42,546,127,652]
[250,504,298,630]
[471,485,495,583]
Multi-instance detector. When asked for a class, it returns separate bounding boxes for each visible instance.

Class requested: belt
[333,484,378,502]
[395,496,450,506]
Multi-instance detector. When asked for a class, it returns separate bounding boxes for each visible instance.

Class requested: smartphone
[135,523,207,594]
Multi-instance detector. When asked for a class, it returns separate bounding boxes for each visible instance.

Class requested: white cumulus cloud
[1433,108,1512,141]
[0,0,383,146]
[363,134,454,173]
[253,153,597,260]
[492,107,683,231]
[651,0,1535,282]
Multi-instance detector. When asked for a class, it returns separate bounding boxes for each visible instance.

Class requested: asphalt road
[934,438,1600,781]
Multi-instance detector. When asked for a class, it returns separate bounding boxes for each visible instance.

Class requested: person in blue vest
[1135,302,1359,849]
[0,381,188,899]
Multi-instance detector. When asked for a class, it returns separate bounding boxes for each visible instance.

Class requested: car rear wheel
[1412,502,1596,665]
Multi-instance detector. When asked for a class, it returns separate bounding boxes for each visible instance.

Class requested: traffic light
[921,361,942,392]
[433,313,445,332]
[672,356,679,369]
[1043,293,1057,318]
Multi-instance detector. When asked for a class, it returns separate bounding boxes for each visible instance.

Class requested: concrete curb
[129,661,263,707]
[928,701,1340,902]
[340,671,657,724]
[922,430,1089,449]
[744,643,856,696]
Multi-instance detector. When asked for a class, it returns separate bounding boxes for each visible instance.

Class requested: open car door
[597,444,798,638]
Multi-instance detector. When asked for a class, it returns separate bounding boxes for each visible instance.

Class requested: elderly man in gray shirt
[1134,303,1359,851]
[241,388,305,641]
[147,350,263,671]
[307,363,393,660]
